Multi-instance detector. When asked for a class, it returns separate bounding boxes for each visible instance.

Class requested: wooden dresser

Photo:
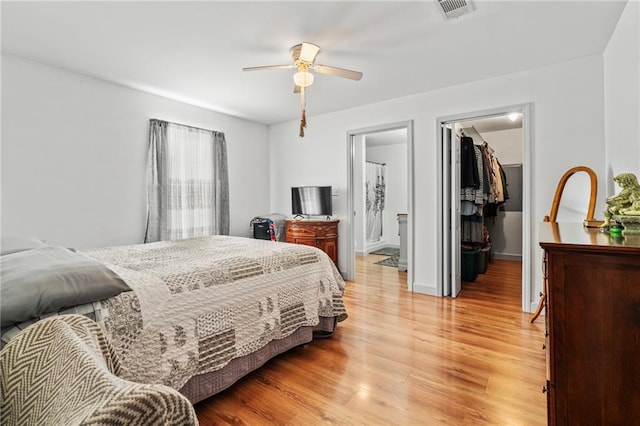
[539,222,640,425]
[285,219,339,265]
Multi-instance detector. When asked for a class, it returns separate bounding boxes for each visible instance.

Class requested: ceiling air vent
[436,0,474,20]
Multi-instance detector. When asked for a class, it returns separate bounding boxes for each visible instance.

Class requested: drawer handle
[542,386,548,394]
[542,343,546,350]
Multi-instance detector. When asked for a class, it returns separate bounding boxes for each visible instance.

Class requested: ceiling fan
[243,42,363,137]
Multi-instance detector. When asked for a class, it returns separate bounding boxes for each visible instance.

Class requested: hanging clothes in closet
[460,135,480,189]
[483,142,510,218]
[459,133,509,247]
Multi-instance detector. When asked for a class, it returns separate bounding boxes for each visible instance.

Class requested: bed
[0,235,348,404]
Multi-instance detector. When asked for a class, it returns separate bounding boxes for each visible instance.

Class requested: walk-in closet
[458,116,523,283]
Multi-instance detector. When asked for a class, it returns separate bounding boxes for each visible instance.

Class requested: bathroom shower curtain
[365,162,386,243]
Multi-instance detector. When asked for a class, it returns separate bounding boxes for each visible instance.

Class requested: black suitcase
[251,218,275,240]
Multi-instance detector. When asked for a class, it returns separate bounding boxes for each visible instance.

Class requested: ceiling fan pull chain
[299,86,307,137]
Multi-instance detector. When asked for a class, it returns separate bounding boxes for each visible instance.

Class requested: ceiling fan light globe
[293,71,314,87]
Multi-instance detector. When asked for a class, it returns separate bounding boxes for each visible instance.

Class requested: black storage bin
[476,245,491,274]
[461,248,479,282]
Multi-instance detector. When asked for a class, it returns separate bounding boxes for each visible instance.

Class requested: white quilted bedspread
[83,235,347,391]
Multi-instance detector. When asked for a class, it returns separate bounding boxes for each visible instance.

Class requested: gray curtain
[212,131,230,235]
[145,119,229,242]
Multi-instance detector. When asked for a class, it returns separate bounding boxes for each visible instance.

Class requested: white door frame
[436,103,532,311]
[345,120,414,289]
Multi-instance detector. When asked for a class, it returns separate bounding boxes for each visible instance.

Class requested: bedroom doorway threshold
[345,120,414,291]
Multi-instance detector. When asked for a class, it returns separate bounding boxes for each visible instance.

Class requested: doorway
[345,121,414,288]
[437,104,532,312]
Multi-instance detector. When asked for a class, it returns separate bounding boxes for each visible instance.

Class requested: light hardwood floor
[195,254,547,425]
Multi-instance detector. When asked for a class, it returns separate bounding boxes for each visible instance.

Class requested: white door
[450,125,462,297]
[441,125,451,296]
[441,124,461,297]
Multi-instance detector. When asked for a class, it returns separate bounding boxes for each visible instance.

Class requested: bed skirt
[181,316,337,404]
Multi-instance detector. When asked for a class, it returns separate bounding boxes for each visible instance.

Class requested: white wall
[366,142,408,248]
[270,54,605,311]
[481,128,523,165]
[604,0,640,195]
[1,54,271,249]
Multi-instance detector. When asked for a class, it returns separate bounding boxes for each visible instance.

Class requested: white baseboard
[491,253,522,261]
[365,241,386,253]
[412,281,437,296]
[362,242,400,255]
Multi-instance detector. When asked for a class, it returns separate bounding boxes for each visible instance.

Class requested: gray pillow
[1,237,47,256]
[1,246,131,326]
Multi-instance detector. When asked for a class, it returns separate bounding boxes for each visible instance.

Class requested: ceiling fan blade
[314,64,363,81]
[299,42,320,63]
[242,64,296,72]
[293,85,301,94]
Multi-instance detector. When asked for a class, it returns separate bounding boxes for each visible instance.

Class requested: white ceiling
[1,1,626,125]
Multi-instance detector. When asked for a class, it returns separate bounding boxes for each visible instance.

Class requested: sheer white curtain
[145,120,229,242]
[365,162,386,243]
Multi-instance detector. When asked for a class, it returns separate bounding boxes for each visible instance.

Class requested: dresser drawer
[284,219,340,265]
[316,224,337,237]
[292,238,318,248]
[286,225,317,238]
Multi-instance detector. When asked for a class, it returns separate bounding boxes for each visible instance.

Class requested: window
[145,119,229,242]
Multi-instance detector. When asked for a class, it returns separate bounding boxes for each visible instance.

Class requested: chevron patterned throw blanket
[82,235,347,391]
[0,315,198,425]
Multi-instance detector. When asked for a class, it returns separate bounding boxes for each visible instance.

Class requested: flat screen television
[291,186,332,217]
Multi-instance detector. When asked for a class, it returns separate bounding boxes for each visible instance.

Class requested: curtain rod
[366,160,386,166]
[150,118,221,135]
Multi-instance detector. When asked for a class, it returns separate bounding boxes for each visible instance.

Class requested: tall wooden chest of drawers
[539,222,640,425]
[284,219,339,265]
